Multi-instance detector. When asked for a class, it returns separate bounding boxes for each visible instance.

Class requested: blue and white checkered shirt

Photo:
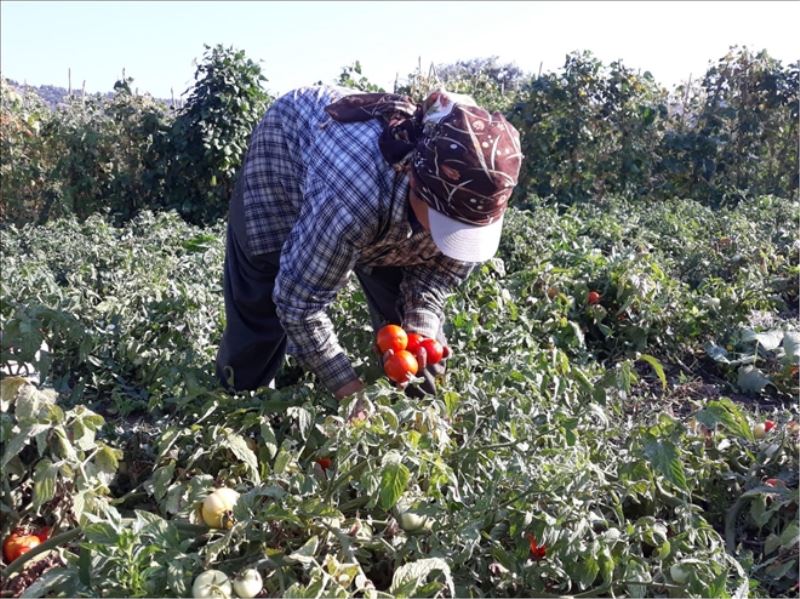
[240,85,475,392]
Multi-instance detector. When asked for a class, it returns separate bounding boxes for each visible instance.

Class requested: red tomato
[3,533,40,563]
[34,527,51,543]
[419,338,444,365]
[376,324,407,354]
[587,291,601,305]
[315,457,332,470]
[765,478,783,488]
[406,333,424,354]
[764,420,776,433]
[526,533,547,560]
[384,350,419,384]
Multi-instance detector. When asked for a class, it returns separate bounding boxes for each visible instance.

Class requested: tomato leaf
[378,462,410,511]
[0,376,28,411]
[390,558,454,597]
[287,536,319,565]
[259,417,278,459]
[737,366,771,394]
[32,458,58,509]
[639,353,667,390]
[696,398,754,442]
[643,436,688,492]
[152,461,176,502]
[223,432,261,483]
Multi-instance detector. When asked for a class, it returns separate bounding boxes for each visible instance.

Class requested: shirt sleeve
[399,255,476,339]
[273,173,372,393]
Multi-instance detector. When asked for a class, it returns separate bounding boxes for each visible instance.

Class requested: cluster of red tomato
[376,324,447,384]
[3,527,50,563]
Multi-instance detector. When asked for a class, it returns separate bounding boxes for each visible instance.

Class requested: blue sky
[2,1,798,99]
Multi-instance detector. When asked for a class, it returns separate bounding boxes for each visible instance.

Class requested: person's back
[240,85,394,257]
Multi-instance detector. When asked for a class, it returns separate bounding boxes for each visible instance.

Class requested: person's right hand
[334,378,364,401]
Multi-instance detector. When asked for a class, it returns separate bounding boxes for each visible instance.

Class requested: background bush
[1,45,797,226]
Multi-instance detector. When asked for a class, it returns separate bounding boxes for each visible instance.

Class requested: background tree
[154,44,272,224]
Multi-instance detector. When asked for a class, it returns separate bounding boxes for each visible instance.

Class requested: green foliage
[1,196,798,597]
[0,211,225,416]
[2,46,797,226]
[0,78,171,226]
[0,377,121,540]
[330,61,385,93]
[1,44,270,227]
[0,80,58,225]
[154,44,272,224]
[433,56,525,112]
[657,47,799,205]
[509,51,670,203]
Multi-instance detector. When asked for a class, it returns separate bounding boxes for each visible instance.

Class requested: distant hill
[5,78,178,109]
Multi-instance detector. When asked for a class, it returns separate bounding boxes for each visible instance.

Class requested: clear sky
[2,1,798,99]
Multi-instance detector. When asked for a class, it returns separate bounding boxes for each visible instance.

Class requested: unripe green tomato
[398,510,433,533]
[669,563,690,584]
[753,422,766,439]
[233,568,262,598]
[193,570,232,598]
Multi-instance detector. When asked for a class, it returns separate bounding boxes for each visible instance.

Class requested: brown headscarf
[324,89,522,226]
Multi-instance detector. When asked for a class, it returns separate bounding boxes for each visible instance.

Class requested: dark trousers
[215,179,420,392]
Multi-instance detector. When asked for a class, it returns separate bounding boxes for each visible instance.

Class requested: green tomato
[669,563,690,584]
[193,570,232,598]
[233,568,262,598]
[398,510,433,533]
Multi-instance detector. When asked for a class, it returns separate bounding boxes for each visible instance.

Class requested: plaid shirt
[240,85,475,393]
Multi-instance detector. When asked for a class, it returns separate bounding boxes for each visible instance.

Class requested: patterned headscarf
[324,89,522,226]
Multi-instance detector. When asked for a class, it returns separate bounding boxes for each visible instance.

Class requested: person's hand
[381,342,450,397]
[334,378,364,401]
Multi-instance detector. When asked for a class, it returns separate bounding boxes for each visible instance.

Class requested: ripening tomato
[3,532,40,563]
[419,338,444,365]
[406,333,424,353]
[201,487,240,529]
[764,420,776,433]
[376,324,408,354]
[384,350,418,384]
[587,291,601,305]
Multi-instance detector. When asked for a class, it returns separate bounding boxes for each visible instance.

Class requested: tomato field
[1,43,799,599]
[1,192,798,598]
